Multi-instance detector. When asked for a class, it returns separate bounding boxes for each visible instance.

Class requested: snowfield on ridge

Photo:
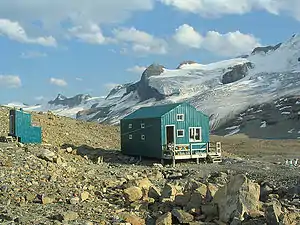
[4,34,300,137]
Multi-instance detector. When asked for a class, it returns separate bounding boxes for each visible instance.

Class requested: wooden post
[196,157,199,164]
[172,150,175,167]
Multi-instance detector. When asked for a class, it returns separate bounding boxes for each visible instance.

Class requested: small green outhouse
[120,102,210,161]
[8,108,42,144]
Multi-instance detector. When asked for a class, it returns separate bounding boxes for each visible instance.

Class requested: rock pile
[113,172,300,224]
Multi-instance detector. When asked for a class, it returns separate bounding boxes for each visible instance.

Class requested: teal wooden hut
[8,108,42,144]
[120,102,210,161]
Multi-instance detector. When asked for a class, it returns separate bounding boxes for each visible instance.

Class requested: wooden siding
[161,103,209,145]
[10,109,42,144]
[120,118,162,158]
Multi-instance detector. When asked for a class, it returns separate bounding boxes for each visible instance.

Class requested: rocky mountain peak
[141,63,165,81]
[48,94,92,107]
[251,43,282,55]
[56,94,67,101]
[176,60,197,69]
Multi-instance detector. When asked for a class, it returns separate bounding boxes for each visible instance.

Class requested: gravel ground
[0,107,299,224]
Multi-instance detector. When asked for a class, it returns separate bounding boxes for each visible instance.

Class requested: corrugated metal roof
[122,102,183,120]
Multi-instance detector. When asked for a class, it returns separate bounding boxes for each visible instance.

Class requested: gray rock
[221,62,254,84]
[37,149,56,162]
[171,209,194,223]
[155,212,172,225]
[213,174,260,223]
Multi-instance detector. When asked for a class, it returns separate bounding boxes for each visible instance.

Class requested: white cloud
[20,51,47,59]
[113,27,168,55]
[127,65,147,74]
[75,77,83,81]
[0,1,154,36]
[0,1,155,48]
[202,30,260,56]
[160,0,300,20]
[0,19,57,47]
[68,23,107,44]
[173,24,260,56]
[50,77,67,87]
[174,24,203,48]
[0,75,22,88]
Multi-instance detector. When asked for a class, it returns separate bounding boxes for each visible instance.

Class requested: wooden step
[207,155,222,163]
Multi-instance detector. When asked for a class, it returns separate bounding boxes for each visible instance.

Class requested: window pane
[177,130,184,137]
[189,128,193,139]
[195,128,200,140]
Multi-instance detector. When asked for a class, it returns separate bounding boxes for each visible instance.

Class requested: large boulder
[213,174,261,223]
[123,186,143,202]
[264,200,282,225]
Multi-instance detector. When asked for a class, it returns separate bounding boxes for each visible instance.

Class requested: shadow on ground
[61,143,164,166]
[60,143,203,167]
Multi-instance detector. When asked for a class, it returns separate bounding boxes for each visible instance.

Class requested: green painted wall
[120,102,210,159]
[161,102,209,145]
[11,109,42,144]
[120,118,162,158]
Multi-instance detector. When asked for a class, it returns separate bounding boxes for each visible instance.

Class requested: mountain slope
[5,34,300,138]
[0,106,119,149]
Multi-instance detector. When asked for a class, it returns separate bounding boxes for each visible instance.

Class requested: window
[128,123,132,129]
[177,114,184,121]
[177,129,184,137]
[189,127,201,142]
[141,123,145,128]
[129,134,133,140]
[141,135,145,140]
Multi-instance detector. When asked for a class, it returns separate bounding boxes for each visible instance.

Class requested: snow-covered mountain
[5,34,300,138]
[5,94,106,119]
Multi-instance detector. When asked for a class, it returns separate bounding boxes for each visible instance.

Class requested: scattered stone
[42,196,54,204]
[124,186,143,202]
[171,209,194,223]
[66,147,73,153]
[38,149,56,162]
[81,191,90,202]
[148,186,161,200]
[161,183,182,200]
[119,213,145,225]
[155,212,172,225]
[70,197,80,205]
[61,211,79,222]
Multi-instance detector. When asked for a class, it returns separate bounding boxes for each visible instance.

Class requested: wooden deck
[161,141,222,165]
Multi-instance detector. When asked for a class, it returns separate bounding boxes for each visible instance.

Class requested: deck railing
[162,143,208,158]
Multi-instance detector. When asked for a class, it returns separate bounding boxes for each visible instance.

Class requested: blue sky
[0,0,299,104]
